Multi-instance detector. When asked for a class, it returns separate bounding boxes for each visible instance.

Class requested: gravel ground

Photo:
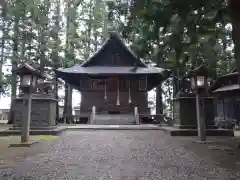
[0,130,239,180]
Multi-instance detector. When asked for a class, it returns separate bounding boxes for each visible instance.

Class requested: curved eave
[54,68,171,91]
[209,72,239,92]
[212,84,240,93]
[54,66,168,75]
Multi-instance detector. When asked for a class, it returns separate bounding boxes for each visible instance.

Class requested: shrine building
[55,32,170,123]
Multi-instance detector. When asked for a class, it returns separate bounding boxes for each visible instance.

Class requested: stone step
[92,115,136,125]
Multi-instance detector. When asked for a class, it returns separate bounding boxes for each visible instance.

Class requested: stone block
[173,97,215,129]
[169,129,234,137]
[9,141,38,147]
[12,96,57,129]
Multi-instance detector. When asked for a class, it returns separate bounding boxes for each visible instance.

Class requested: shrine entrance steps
[91,114,136,125]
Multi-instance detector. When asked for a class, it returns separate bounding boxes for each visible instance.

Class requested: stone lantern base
[173,96,216,129]
[10,94,58,130]
[169,94,234,136]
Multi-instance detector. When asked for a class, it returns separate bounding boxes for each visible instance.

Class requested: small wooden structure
[11,63,58,129]
[209,69,240,127]
[55,32,170,123]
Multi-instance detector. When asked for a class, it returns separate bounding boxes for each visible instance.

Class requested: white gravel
[0,130,239,180]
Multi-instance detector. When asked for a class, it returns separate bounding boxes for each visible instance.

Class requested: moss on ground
[30,135,58,141]
[0,135,59,167]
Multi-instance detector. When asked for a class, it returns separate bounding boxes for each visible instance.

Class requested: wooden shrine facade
[209,69,240,127]
[79,76,149,115]
[55,32,170,119]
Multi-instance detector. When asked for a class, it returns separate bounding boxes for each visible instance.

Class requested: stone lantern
[13,63,44,142]
[173,64,216,134]
[16,63,43,94]
[188,64,211,141]
[188,64,211,93]
[10,63,58,136]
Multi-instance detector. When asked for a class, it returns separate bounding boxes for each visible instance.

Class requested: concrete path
[67,124,162,130]
[0,124,162,136]
[0,130,239,180]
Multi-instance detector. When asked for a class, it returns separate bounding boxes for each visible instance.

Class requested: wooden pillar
[116,77,120,106]
[128,79,132,104]
[156,84,163,115]
[230,0,240,76]
[104,79,107,100]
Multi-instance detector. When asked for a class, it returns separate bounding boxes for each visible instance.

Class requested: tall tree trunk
[20,36,26,61]
[39,0,50,74]
[63,3,70,123]
[93,0,100,51]
[0,2,6,95]
[38,29,47,94]
[155,50,163,115]
[86,0,93,57]
[102,2,109,41]
[229,0,240,76]
[155,85,163,114]
[8,17,19,124]
[39,32,46,74]
[63,0,82,123]
[51,0,61,123]
[155,34,163,115]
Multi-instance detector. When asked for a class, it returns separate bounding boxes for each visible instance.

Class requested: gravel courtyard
[0,130,240,180]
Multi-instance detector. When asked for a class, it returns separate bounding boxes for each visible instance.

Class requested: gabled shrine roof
[55,32,169,76]
[80,32,147,67]
[54,32,171,91]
